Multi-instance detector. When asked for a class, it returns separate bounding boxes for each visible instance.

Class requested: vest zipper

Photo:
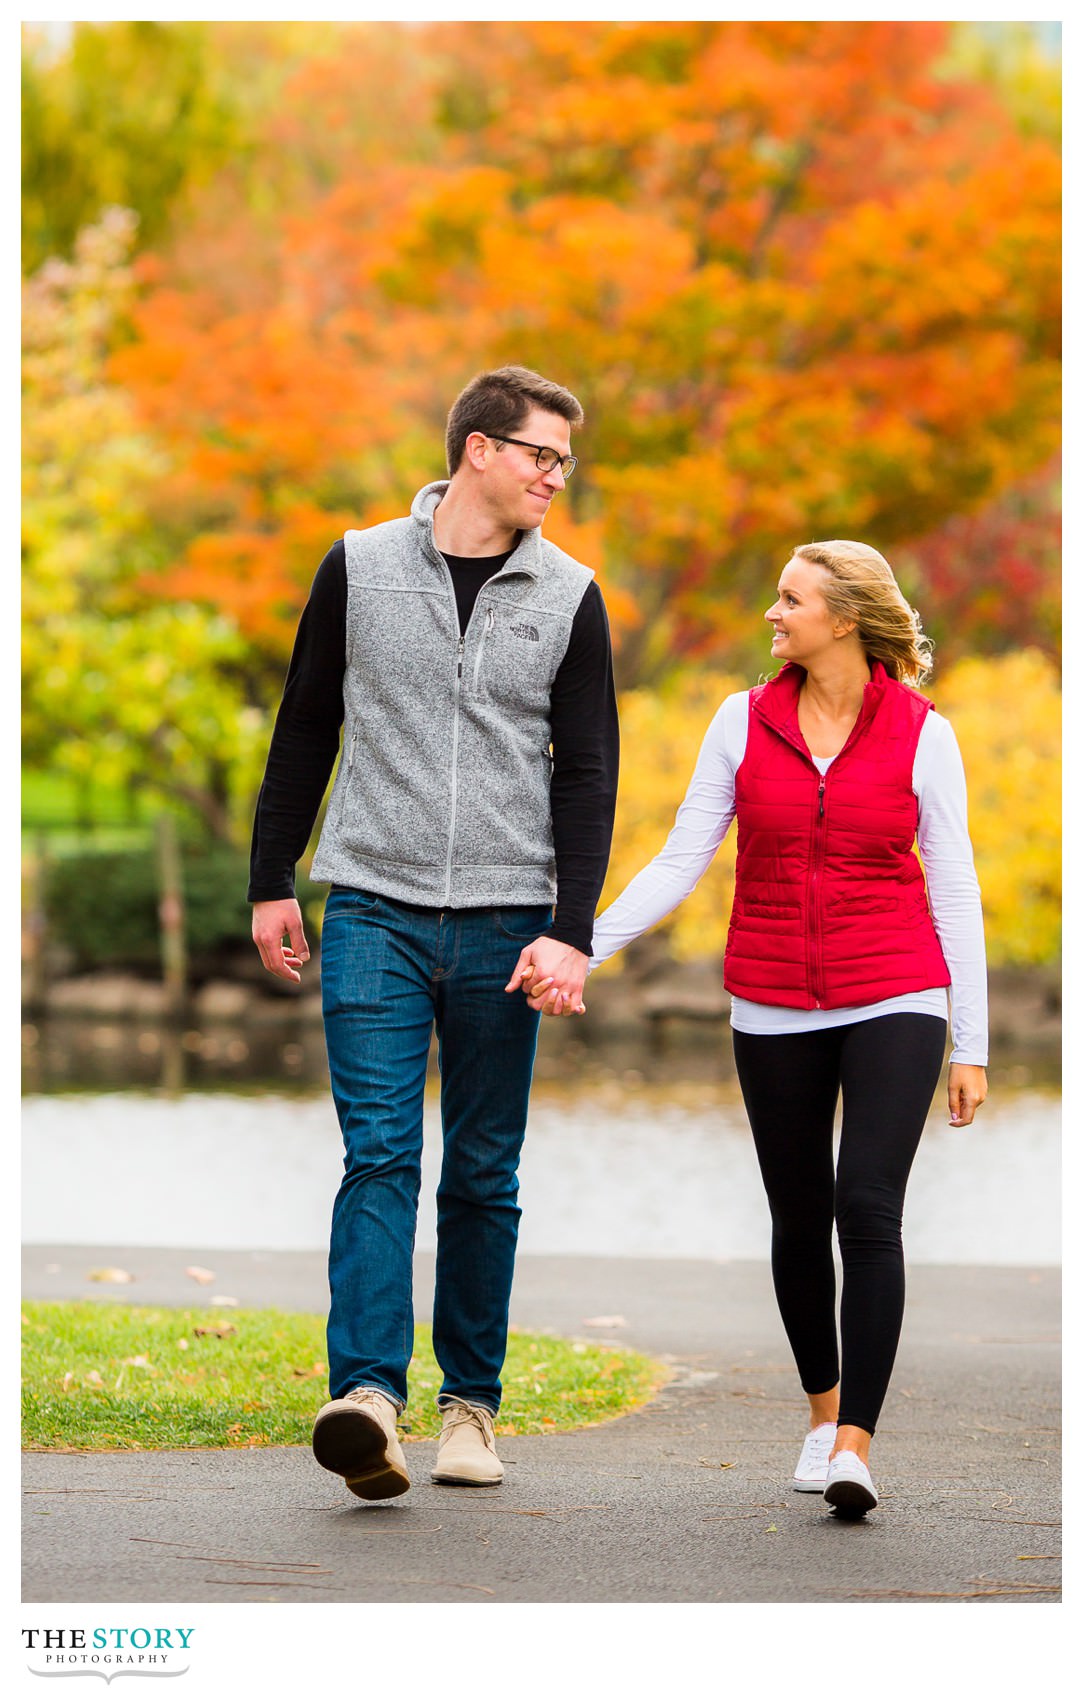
[755,700,838,1009]
[444,635,466,904]
[434,545,516,905]
[809,775,828,1007]
[472,606,495,693]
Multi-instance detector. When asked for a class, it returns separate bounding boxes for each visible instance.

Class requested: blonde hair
[792,539,933,687]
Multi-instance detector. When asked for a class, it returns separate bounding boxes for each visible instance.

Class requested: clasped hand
[505,937,589,1017]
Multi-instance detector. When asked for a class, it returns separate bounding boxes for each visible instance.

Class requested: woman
[527,540,988,1518]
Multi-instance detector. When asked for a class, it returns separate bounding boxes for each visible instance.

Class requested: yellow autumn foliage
[596,650,1060,971]
[597,669,743,967]
[933,650,1060,967]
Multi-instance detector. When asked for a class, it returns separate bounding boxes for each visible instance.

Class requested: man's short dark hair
[445,366,584,475]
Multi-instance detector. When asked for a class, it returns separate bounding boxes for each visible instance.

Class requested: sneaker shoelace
[804,1430,835,1462]
[829,1450,871,1478]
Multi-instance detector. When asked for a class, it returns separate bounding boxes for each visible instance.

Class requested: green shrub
[41,839,324,974]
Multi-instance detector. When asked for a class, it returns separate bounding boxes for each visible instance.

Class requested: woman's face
[765,556,844,665]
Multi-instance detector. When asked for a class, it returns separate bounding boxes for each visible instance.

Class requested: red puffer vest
[723,661,950,1010]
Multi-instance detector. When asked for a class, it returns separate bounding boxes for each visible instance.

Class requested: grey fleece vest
[310,481,595,908]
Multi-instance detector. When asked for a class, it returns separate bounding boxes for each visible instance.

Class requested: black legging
[732,1013,946,1435]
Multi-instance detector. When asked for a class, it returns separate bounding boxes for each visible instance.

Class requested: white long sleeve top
[590,690,988,1065]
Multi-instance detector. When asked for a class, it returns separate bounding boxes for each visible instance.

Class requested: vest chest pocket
[471,606,561,706]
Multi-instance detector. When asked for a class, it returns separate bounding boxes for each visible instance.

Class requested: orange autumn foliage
[103,20,1057,686]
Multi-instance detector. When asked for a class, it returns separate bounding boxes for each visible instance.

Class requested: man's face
[478,406,573,532]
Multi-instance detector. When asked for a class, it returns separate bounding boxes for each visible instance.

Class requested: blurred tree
[22,208,266,838]
[21,20,1060,961]
[899,463,1060,669]
[946,22,1061,142]
[934,651,1060,968]
[103,20,1058,686]
[21,21,251,272]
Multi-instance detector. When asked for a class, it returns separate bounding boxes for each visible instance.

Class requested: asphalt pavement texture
[22,1246,1061,1604]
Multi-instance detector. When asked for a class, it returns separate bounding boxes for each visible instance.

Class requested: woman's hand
[505,943,589,1016]
[948,1064,988,1126]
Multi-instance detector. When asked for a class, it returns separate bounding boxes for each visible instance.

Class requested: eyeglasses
[486,435,578,479]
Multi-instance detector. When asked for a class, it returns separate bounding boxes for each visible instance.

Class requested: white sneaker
[793,1421,837,1492]
[431,1399,504,1486]
[824,1449,878,1518]
[311,1387,411,1500]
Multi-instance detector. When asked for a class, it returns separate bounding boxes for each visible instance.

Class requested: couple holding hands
[250,365,987,1524]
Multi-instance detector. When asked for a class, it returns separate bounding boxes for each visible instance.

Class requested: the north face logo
[511,623,540,642]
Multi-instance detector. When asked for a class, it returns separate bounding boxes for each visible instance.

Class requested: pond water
[22,1078,1060,1267]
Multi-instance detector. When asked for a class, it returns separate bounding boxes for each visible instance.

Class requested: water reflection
[22,1016,330,1097]
[23,1011,1059,1099]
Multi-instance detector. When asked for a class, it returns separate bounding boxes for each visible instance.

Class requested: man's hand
[505,937,589,1017]
[252,898,311,984]
[948,1063,988,1126]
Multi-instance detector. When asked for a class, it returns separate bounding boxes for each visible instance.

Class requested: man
[250,366,619,1499]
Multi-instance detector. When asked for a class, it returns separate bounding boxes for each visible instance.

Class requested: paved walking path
[22,1248,1061,1604]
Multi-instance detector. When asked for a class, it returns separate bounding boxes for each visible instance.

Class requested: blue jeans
[320,886,548,1413]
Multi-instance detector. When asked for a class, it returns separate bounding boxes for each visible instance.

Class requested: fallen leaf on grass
[86,1267,134,1284]
[185,1266,217,1284]
[290,1363,326,1380]
[114,1356,153,1391]
[194,1325,237,1340]
[84,1371,103,1387]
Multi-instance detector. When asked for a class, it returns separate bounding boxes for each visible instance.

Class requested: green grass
[22,1301,668,1452]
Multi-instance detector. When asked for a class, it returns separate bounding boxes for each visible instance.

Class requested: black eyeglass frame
[485,434,578,478]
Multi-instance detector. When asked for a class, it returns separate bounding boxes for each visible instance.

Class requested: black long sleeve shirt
[248,539,620,956]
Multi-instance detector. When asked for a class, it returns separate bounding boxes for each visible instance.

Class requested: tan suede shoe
[311,1387,411,1499]
[430,1399,504,1486]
